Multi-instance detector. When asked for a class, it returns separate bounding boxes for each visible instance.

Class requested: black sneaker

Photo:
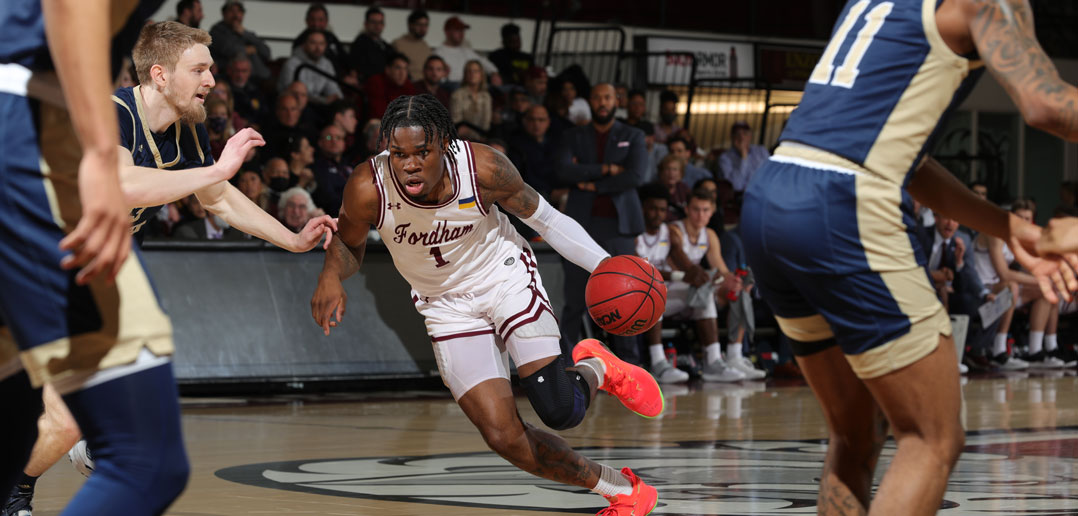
[2,484,33,516]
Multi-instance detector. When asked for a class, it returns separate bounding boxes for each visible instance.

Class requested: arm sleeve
[522,195,610,272]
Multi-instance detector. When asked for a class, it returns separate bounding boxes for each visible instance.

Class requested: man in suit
[555,83,648,362]
[920,212,990,317]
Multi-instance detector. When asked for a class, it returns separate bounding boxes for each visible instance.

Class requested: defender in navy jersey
[5,21,340,516]
[740,0,1078,513]
[0,1,195,515]
[312,93,662,516]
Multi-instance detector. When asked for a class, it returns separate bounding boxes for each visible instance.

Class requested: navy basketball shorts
[740,146,951,379]
[0,92,173,388]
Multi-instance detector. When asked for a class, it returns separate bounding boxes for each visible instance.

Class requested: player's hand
[1038,217,1078,256]
[292,215,339,252]
[1010,216,1078,303]
[59,147,132,285]
[214,128,265,182]
[685,265,709,287]
[312,273,347,336]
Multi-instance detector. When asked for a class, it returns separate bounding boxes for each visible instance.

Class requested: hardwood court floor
[26,371,1078,515]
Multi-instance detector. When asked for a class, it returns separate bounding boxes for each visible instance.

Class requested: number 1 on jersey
[430,246,450,268]
[809,0,894,88]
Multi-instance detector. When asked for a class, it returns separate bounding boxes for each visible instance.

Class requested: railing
[683,77,802,153]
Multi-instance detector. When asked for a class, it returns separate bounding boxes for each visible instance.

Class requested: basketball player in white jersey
[311,94,661,516]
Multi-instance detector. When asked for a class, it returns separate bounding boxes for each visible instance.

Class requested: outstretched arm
[476,144,610,272]
[966,0,1078,140]
[312,163,379,335]
[909,157,1076,301]
[121,128,265,208]
[195,180,336,252]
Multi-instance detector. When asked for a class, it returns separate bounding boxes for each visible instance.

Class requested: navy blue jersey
[779,0,984,186]
[113,85,214,233]
[0,0,161,76]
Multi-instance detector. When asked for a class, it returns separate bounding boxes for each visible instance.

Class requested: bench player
[312,94,662,516]
[741,0,1078,513]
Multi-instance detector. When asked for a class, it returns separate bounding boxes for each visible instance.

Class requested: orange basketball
[586,255,667,336]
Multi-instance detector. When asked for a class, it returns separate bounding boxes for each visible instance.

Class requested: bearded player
[312,94,662,516]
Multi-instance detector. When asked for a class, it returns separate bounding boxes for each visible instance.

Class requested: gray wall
[142,242,566,383]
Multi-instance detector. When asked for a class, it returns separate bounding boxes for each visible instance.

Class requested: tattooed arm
[963,0,1078,140]
[474,143,610,272]
[311,161,380,335]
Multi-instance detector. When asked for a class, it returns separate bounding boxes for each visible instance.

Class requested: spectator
[175,0,203,28]
[719,121,770,193]
[205,98,235,161]
[489,23,534,86]
[286,134,317,193]
[329,100,359,162]
[366,54,417,121]
[260,157,291,217]
[208,81,248,131]
[434,16,500,86]
[312,124,351,216]
[654,90,680,143]
[235,169,270,213]
[413,55,451,109]
[667,136,712,188]
[450,60,493,132]
[279,30,343,105]
[554,83,647,362]
[636,121,667,184]
[357,119,382,161]
[391,9,432,82]
[920,211,980,314]
[658,154,690,221]
[523,66,548,106]
[560,79,591,126]
[263,93,306,153]
[622,89,648,127]
[291,3,347,74]
[350,7,391,82]
[285,80,321,134]
[209,0,272,83]
[614,84,629,120]
[278,187,318,232]
[492,86,531,139]
[225,57,265,127]
[173,194,244,240]
[508,105,557,200]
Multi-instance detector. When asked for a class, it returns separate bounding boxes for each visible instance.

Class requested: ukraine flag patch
[458,196,477,209]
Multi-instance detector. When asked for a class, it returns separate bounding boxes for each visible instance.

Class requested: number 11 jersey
[371,140,528,298]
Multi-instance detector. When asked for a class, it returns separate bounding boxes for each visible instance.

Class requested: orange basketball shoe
[598,468,658,516]
[573,339,664,418]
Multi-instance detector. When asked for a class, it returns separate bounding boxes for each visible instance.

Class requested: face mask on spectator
[269,177,290,192]
[207,116,228,133]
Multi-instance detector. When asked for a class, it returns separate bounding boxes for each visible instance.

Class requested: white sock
[576,358,606,388]
[993,333,1008,356]
[1029,331,1045,354]
[649,344,666,366]
[591,464,633,497]
[705,342,722,364]
[1045,334,1058,352]
[728,342,743,359]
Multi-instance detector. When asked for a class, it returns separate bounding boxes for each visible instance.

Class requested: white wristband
[671,271,685,282]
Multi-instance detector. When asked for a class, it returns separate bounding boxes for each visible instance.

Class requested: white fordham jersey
[671,220,709,265]
[371,140,528,297]
[635,224,671,272]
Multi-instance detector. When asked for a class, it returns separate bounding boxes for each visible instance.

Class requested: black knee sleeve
[790,337,839,356]
[520,355,590,431]
[0,372,41,500]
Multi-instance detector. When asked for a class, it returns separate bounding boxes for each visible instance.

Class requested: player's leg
[57,357,188,516]
[694,294,748,381]
[860,336,963,515]
[792,337,888,514]
[0,370,40,510]
[4,385,82,515]
[644,316,687,383]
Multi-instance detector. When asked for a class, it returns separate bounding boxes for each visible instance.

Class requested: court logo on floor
[217,429,1078,514]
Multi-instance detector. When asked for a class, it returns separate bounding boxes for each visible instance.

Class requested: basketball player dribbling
[312,94,662,515]
[740,0,1078,513]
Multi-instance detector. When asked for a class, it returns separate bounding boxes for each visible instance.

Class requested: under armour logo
[387,202,401,210]
[537,376,544,383]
